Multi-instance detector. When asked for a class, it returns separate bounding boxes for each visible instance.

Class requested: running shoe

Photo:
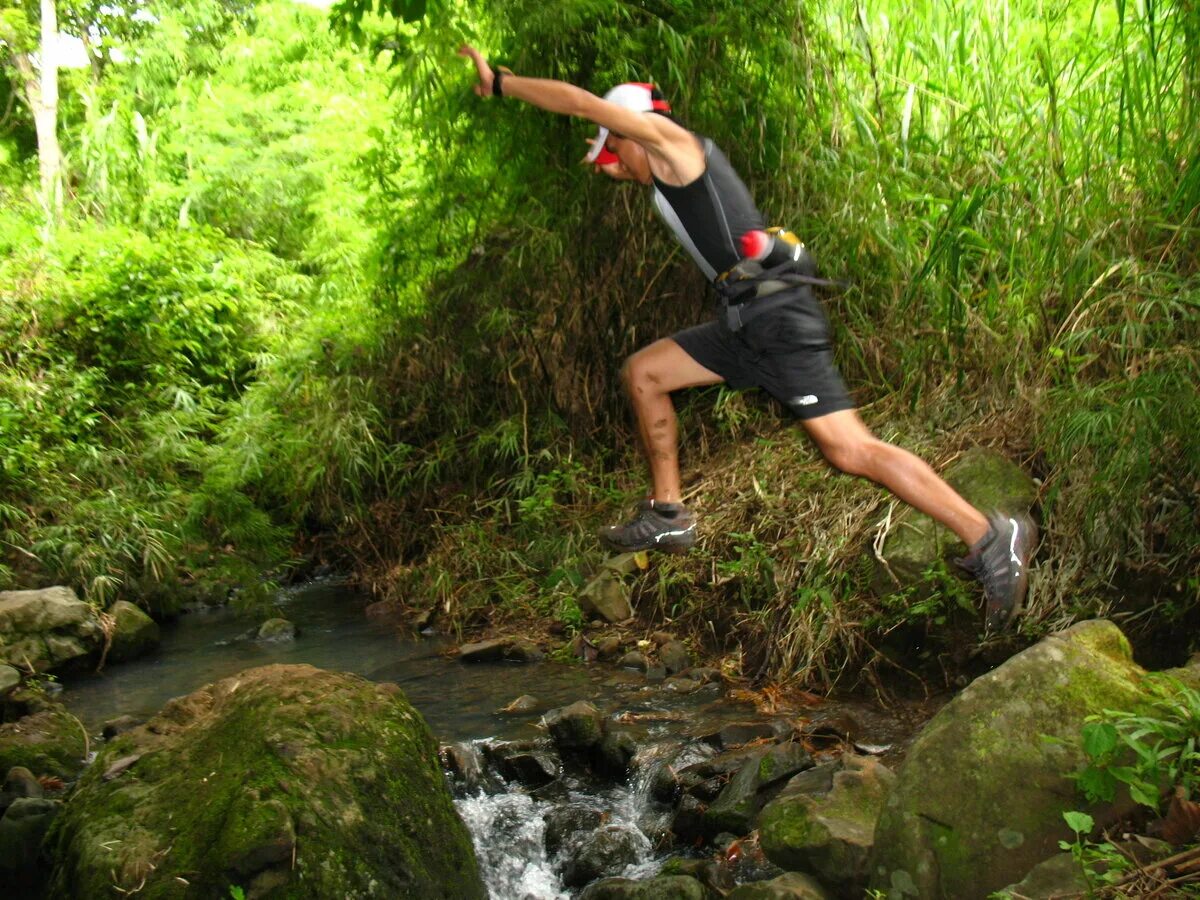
[600,500,697,554]
[955,511,1037,631]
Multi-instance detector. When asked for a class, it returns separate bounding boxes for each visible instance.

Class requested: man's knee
[820,435,879,477]
[621,351,660,397]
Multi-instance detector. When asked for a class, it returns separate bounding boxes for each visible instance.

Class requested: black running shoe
[955,512,1037,631]
[600,500,697,554]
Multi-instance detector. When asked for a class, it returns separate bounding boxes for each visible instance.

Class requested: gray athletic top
[651,136,766,281]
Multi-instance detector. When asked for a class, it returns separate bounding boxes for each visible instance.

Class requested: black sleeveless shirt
[651,136,766,281]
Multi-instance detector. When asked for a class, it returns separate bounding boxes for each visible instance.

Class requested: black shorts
[672,286,855,420]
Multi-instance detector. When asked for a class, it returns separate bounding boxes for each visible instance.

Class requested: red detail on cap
[629,81,671,112]
[740,230,770,260]
[593,147,620,166]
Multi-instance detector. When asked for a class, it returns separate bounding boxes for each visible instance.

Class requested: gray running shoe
[600,500,697,554]
[955,512,1037,631]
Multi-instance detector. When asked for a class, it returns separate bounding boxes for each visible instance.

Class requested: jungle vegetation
[0,0,1196,682]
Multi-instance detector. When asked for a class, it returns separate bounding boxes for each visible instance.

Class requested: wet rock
[646,664,668,684]
[545,803,604,855]
[101,715,141,739]
[0,703,86,779]
[580,570,633,623]
[483,739,561,786]
[101,754,141,781]
[687,667,722,684]
[703,721,780,749]
[726,871,833,899]
[705,741,814,837]
[498,694,539,714]
[595,635,624,659]
[0,665,20,697]
[670,793,709,843]
[440,741,485,789]
[0,796,60,889]
[870,620,1156,899]
[761,753,894,895]
[658,856,736,893]
[618,650,648,672]
[579,875,707,899]
[105,600,160,662]
[0,587,103,673]
[659,640,690,674]
[256,617,296,642]
[562,824,647,887]
[872,448,1038,596]
[664,677,699,694]
[596,729,639,776]
[678,744,772,797]
[3,765,43,801]
[999,852,1089,899]
[45,664,485,899]
[545,700,606,752]
[458,636,543,663]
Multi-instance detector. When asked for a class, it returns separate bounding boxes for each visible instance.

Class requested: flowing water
[58,580,935,899]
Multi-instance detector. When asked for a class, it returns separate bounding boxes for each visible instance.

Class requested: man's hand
[458,45,495,97]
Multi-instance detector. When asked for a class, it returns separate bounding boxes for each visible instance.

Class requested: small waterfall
[455,740,681,899]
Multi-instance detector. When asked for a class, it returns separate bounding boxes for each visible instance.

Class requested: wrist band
[492,68,504,98]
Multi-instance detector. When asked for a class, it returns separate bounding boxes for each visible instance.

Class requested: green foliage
[1073,675,1200,811]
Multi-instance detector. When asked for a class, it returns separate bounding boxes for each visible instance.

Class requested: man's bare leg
[620,338,724,502]
[801,409,989,546]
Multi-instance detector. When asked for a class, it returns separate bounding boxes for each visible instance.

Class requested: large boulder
[46,664,485,899]
[869,620,1153,899]
[0,587,103,672]
[759,754,894,896]
[105,600,160,662]
[872,448,1038,594]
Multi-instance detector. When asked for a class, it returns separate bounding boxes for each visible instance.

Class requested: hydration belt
[713,234,843,333]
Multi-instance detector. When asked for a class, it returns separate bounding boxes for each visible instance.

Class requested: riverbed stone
[0,665,19,697]
[101,715,142,739]
[0,587,103,673]
[705,741,814,837]
[659,640,691,674]
[545,803,605,854]
[579,569,634,623]
[869,619,1154,899]
[562,824,647,887]
[256,617,296,642]
[459,635,543,663]
[618,650,649,672]
[580,875,707,899]
[871,448,1038,594]
[0,704,86,779]
[998,852,1089,898]
[488,742,561,786]
[726,871,833,899]
[0,796,60,890]
[658,856,736,893]
[545,700,606,752]
[105,600,161,662]
[596,728,640,776]
[45,664,485,899]
[760,753,894,894]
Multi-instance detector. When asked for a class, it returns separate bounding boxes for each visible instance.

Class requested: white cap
[585,82,669,164]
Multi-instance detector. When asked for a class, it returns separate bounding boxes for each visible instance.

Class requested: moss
[46,665,485,899]
[0,704,86,779]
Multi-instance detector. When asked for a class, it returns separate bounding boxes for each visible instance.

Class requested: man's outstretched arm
[457,45,692,157]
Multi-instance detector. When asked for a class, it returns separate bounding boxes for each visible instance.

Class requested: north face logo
[789,395,819,406]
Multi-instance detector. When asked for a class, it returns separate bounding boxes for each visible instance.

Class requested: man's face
[596,135,653,185]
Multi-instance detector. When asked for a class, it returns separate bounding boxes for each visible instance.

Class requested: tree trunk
[36,0,62,228]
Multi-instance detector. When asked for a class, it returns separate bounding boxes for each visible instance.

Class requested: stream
[58,580,940,899]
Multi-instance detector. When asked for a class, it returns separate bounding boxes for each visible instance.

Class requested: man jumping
[458,46,1035,629]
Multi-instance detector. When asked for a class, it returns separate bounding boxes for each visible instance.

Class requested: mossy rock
[872,448,1038,595]
[578,874,708,899]
[868,619,1152,899]
[759,754,894,894]
[46,664,485,899]
[106,601,160,663]
[726,872,833,899]
[0,587,102,673]
[0,703,86,779]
